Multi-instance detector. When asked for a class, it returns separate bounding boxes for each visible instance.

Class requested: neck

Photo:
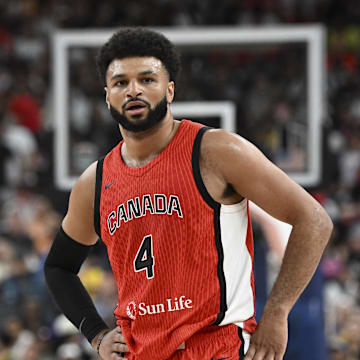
[120,112,179,167]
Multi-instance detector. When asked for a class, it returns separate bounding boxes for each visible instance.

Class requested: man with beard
[44,28,333,360]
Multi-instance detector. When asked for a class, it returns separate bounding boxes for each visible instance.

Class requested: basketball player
[44,28,333,360]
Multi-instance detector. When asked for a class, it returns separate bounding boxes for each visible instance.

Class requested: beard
[110,96,168,133]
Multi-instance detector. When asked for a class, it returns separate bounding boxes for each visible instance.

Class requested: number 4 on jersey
[134,235,155,279]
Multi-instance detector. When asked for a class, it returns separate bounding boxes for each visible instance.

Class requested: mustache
[122,97,151,110]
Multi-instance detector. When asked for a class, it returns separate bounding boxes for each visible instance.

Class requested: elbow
[43,258,56,286]
[315,206,334,245]
[323,211,334,240]
[294,203,334,244]
[43,254,67,287]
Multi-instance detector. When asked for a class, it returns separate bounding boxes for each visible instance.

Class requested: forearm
[262,211,333,317]
[45,265,109,341]
[44,227,109,342]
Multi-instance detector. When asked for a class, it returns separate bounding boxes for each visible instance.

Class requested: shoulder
[197,128,250,203]
[202,128,247,145]
[199,128,283,201]
[72,160,98,202]
[200,128,257,168]
[62,161,99,245]
[200,128,326,227]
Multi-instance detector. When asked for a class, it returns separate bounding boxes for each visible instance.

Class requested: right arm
[61,161,99,246]
[44,161,128,358]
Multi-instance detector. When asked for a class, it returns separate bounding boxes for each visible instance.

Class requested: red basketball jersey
[94,120,256,359]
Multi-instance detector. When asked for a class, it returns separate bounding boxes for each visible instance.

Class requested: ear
[105,87,110,110]
[166,81,175,104]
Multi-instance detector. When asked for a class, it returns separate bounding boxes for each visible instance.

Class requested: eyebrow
[110,70,158,82]
[139,70,158,76]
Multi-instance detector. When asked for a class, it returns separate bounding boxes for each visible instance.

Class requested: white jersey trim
[219,199,255,326]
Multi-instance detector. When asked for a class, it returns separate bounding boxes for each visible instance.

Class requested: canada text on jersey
[107,194,183,235]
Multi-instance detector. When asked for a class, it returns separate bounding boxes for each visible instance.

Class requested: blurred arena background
[0,1,360,359]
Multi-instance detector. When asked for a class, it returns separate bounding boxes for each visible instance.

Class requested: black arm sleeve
[44,226,109,343]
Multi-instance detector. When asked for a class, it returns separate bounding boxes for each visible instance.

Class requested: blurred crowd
[1,0,360,359]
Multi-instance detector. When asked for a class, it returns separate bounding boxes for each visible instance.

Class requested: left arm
[203,130,333,359]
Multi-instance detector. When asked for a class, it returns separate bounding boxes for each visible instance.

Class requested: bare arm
[201,129,333,359]
[62,161,99,245]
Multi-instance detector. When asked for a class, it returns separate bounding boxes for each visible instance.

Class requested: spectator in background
[9,91,41,134]
[1,110,39,188]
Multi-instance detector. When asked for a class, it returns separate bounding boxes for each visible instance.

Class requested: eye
[142,77,154,83]
[115,79,127,86]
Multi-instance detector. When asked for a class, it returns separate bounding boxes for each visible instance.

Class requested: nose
[126,80,143,98]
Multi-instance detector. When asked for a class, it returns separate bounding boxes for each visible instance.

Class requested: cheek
[109,87,124,97]
[108,88,126,105]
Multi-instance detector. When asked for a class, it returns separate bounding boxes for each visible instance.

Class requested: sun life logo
[126,301,136,320]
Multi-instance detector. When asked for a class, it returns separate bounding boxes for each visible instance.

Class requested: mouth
[125,101,148,115]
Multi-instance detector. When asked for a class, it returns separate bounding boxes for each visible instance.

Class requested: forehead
[106,56,167,80]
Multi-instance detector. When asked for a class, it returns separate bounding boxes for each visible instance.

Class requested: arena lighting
[53,26,326,190]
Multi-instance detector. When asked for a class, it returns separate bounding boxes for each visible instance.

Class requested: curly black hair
[96,27,181,86]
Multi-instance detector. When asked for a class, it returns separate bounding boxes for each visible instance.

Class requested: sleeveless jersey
[94,120,257,359]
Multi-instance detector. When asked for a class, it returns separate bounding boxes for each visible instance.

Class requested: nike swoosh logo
[105,180,117,190]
